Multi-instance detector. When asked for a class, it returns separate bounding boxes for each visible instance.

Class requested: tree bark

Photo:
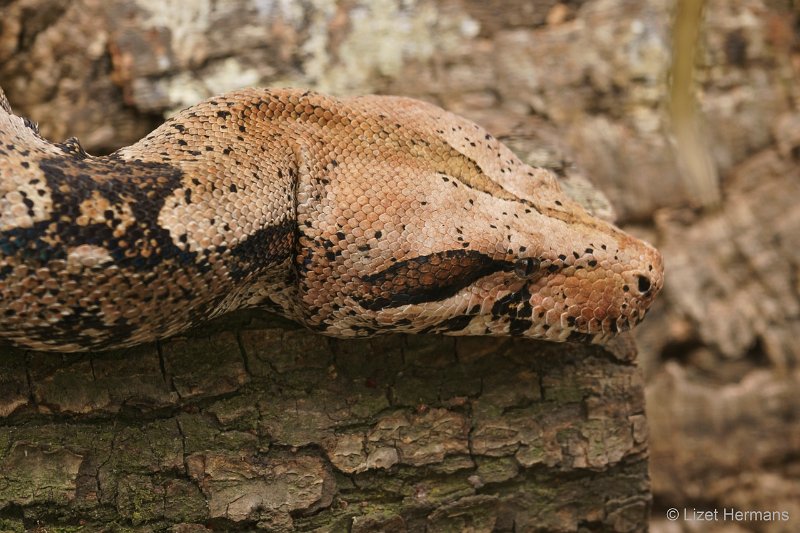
[0,313,649,532]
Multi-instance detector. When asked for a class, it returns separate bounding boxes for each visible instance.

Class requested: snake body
[0,87,663,352]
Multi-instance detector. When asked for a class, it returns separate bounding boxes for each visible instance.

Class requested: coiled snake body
[0,87,663,352]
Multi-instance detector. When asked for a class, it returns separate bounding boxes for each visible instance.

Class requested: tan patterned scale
[0,87,663,352]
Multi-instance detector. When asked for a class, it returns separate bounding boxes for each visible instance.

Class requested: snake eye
[514,257,541,279]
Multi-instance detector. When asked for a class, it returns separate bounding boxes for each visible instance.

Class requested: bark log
[0,315,649,532]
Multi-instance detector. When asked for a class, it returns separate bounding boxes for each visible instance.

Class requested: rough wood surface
[0,313,649,531]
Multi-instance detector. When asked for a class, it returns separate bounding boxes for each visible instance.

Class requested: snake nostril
[637,275,651,294]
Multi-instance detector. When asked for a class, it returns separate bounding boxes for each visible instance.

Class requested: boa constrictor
[0,87,663,352]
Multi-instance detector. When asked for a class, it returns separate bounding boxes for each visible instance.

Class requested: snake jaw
[440,218,662,343]
[514,226,664,343]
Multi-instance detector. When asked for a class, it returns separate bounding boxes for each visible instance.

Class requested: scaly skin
[0,87,663,352]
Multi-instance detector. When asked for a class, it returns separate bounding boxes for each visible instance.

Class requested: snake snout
[622,243,664,322]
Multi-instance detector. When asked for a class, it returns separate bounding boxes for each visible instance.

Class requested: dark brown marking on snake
[20,278,157,348]
[58,137,88,158]
[227,219,295,280]
[0,154,194,277]
[355,250,514,311]
[567,331,594,343]
[491,283,534,328]
[509,318,533,335]
[418,314,475,334]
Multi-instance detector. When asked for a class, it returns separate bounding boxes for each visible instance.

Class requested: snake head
[477,192,665,343]
[453,170,666,343]
[290,92,664,343]
[300,173,664,343]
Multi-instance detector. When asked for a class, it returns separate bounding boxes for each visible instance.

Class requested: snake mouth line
[353,249,521,311]
[344,247,658,341]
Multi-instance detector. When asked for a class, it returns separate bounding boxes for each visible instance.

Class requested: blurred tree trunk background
[1,0,799,532]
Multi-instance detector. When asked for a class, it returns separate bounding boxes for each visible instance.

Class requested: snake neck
[0,93,298,351]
